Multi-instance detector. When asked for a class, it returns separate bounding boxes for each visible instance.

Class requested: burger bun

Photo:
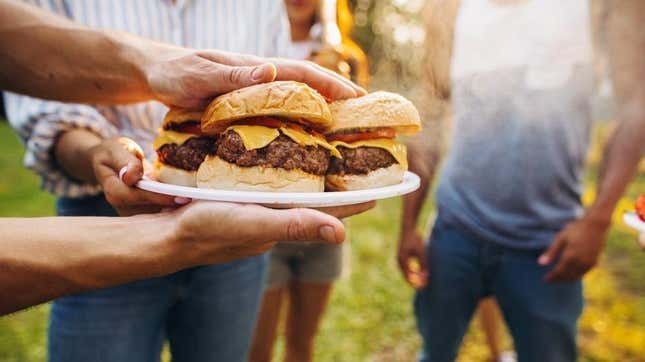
[325,164,405,191]
[197,156,324,192]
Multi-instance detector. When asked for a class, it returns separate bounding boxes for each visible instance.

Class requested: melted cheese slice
[226,125,280,150]
[227,125,341,158]
[279,127,341,158]
[331,138,408,169]
[153,130,196,150]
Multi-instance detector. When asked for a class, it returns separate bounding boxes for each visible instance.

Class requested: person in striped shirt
[0,0,369,318]
[2,1,364,361]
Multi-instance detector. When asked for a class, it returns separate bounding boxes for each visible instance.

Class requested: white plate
[136,171,420,208]
[623,212,645,233]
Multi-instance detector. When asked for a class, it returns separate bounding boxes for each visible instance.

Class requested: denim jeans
[415,215,583,362]
[49,195,267,362]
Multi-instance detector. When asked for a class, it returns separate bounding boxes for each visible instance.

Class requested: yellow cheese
[331,138,408,168]
[279,127,341,158]
[153,130,196,150]
[226,125,341,158]
[227,125,280,150]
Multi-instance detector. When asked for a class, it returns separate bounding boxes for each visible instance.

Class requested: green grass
[1,121,644,361]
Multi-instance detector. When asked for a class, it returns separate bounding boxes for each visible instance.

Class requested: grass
[1,120,644,361]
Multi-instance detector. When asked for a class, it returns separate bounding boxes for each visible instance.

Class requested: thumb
[258,208,345,244]
[213,63,277,92]
[539,233,566,265]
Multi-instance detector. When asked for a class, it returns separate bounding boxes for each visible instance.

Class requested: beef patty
[328,146,397,175]
[216,131,329,175]
[157,137,215,171]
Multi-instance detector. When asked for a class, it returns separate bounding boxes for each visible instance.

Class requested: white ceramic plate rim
[623,212,645,233]
[136,171,420,208]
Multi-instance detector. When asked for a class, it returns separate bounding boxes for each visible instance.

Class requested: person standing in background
[399,1,514,361]
[249,1,368,361]
[399,0,645,361]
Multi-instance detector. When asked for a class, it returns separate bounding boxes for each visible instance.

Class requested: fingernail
[174,197,191,205]
[538,256,548,265]
[319,225,337,243]
[251,64,269,81]
[118,166,128,182]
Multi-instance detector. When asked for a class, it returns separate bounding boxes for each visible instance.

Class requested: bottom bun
[326,164,405,191]
[156,164,197,187]
[197,156,324,192]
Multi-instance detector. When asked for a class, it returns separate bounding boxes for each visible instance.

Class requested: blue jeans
[50,196,268,362]
[415,215,583,362]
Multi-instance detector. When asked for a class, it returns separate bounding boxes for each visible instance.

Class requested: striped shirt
[4,0,289,197]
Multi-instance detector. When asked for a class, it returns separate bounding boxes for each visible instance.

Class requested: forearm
[589,0,645,223]
[401,144,439,235]
[589,115,645,222]
[55,129,102,183]
[0,0,173,103]
[0,214,182,315]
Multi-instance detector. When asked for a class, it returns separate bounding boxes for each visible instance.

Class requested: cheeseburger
[325,91,421,191]
[153,108,213,187]
[197,81,339,192]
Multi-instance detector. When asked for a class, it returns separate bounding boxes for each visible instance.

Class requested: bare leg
[479,297,503,361]
[284,281,333,362]
[249,287,285,362]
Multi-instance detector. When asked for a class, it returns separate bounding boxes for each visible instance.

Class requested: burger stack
[153,81,421,192]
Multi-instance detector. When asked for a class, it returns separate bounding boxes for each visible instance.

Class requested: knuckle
[227,68,245,85]
[286,215,308,241]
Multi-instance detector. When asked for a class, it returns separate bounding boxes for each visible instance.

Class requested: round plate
[623,212,645,233]
[136,171,420,208]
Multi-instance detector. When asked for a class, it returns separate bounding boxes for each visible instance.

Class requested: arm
[397,0,459,288]
[539,0,645,281]
[0,200,374,316]
[0,0,363,107]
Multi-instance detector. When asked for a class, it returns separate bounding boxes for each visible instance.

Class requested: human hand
[89,137,186,216]
[639,233,645,251]
[398,229,428,289]
[144,49,366,109]
[538,215,609,282]
[166,201,350,266]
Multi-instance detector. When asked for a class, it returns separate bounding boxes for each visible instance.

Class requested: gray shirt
[435,0,595,249]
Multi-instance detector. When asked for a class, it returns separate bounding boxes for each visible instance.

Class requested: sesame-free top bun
[162,108,204,127]
[196,156,324,192]
[201,81,333,134]
[328,91,421,135]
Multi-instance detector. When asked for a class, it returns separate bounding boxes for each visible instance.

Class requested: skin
[250,2,336,362]
[250,282,332,362]
[0,0,373,314]
[0,201,374,316]
[284,0,318,42]
[400,1,644,287]
[0,0,365,108]
[538,0,645,281]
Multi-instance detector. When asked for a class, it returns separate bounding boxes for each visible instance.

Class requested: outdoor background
[1,0,644,361]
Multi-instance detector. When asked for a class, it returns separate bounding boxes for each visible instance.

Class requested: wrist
[133,212,191,275]
[400,224,419,238]
[582,206,612,229]
[107,30,158,101]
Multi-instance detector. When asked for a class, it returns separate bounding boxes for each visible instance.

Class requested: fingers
[271,59,365,100]
[538,233,566,266]
[544,254,589,282]
[94,138,179,213]
[253,207,346,244]
[639,233,645,250]
[198,51,365,100]
[200,59,278,93]
[315,201,375,219]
